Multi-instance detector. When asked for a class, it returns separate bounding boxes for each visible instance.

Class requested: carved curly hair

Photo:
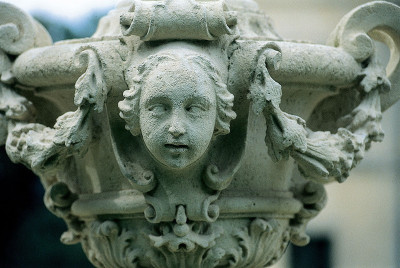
[118,52,236,136]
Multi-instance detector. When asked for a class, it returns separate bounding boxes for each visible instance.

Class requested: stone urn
[1,0,399,267]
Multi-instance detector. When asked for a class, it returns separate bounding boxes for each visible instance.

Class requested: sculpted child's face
[139,64,217,169]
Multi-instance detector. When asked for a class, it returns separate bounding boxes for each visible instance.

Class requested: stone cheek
[1,0,400,267]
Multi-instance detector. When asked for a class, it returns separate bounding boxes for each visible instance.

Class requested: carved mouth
[165,144,189,153]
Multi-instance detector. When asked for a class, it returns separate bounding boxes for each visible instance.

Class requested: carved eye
[148,104,168,114]
[185,104,205,113]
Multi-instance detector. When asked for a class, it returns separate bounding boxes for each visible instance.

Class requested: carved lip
[165,143,189,153]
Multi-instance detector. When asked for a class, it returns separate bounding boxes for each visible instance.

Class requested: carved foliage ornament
[0,0,400,267]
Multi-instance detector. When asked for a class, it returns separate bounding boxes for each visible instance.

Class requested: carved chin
[162,158,190,169]
[154,151,197,170]
[148,145,208,170]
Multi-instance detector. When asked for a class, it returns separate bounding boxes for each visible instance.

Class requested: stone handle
[0,2,51,56]
[328,1,400,111]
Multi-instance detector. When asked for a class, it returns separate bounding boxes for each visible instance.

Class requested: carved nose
[168,120,186,137]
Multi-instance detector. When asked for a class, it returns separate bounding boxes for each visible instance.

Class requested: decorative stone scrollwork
[1,0,400,267]
[44,182,83,245]
[120,0,237,41]
[85,220,141,268]
[5,45,110,179]
[82,217,291,268]
[248,43,308,162]
[289,181,327,246]
[0,2,51,56]
[301,1,399,184]
[227,219,290,268]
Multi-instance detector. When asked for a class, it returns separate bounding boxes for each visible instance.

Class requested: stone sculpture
[1,0,399,267]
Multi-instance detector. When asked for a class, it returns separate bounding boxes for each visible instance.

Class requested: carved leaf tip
[248,46,282,115]
[74,48,108,113]
[264,110,308,162]
[295,126,371,184]
[53,106,92,153]
[249,45,310,163]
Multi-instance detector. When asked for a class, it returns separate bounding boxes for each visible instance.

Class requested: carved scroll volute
[241,1,400,246]
[0,3,52,101]
[0,1,52,95]
[296,1,400,182]
[248,42,308,163]
[284,2,400,185]
[0,2,52,153]
[0,2,52,56]
[327,1,400,111]
[120,0,237,41]
[285,1,400,246]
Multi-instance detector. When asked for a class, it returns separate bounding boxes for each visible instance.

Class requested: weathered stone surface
[1,0,399,267]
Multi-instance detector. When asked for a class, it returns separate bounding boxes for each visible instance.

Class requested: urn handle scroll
[250,1,400,184]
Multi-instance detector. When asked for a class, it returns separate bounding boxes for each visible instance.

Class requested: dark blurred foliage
[0,7,109,268]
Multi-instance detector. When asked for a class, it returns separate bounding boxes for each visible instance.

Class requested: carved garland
[245,5,393,243]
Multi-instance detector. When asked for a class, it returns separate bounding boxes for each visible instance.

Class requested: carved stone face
[139,64,217,169]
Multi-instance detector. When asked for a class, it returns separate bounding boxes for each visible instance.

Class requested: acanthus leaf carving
[51,46,110,153]
[292,46,389,183]
[86,220,141,268]
[82,217,292,268]
[149,205,223,253]
[226,219,290,268]
[248,27,392,185]
[2,1,400,267]
[149,221,223,253]
[291,129,365,183]
[74,47,109,113]
[249,43,307,162]
[145,243,225,268]
[85,219,226,268]
[53,104,93,154]
[5,45,109,177]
